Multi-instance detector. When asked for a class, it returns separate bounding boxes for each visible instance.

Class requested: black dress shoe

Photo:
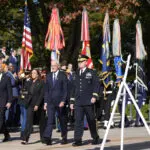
[56,129,61,133]
[61,138,68,145]
[135,122,144,127]
[135,123,140,127]
[41,138,46,144]
[125,122,130,128]
[91,137,100,145]
[46,140,52,145]
[72,141,82,146]
[118,122,130,128]
[84,127,88,130]
[43,137,52,145]
[3,134,10,142]
[21,141,28,145]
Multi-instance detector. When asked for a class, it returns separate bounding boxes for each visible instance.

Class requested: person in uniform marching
[70,54,100,146]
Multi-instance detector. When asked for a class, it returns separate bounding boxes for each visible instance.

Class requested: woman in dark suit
[21,69,44,144]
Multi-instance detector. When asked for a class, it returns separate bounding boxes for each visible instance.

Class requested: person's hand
[70,104,74,110]
[13,73,17,78]
[59,101,65,108]
[6,103,11,109]
[91,97,96,104]
[34,105,38,111]
[44,103,47,110]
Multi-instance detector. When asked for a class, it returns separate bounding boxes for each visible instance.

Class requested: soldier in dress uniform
[100,73,115,129]
[70,54,100,146]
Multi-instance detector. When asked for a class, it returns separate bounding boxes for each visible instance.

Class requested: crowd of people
[0,46,148,146]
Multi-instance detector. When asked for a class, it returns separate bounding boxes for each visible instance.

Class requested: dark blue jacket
[44,71,68,106]
[70,68,99,106]
[6,71,19,97]
[9,55,18,73]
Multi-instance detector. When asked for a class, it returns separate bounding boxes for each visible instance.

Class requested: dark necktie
[80,69,83,76]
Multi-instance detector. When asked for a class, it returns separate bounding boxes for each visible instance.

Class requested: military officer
[70,54,100,146]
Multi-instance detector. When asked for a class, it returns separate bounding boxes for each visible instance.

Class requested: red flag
[45,7,65,51]
[81,41,93,68]
[81,8,93,69]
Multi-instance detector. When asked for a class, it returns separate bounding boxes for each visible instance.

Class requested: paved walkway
[0,127,150,150]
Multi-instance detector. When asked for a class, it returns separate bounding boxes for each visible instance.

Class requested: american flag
[21,0,33,71]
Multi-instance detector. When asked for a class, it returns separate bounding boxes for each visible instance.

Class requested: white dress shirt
[80,67,86,75]
[53,70,59,79]
[0,73,2,81]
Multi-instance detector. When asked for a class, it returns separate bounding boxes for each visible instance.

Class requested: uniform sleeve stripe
[70,98,75,101]
[93,93,98,97]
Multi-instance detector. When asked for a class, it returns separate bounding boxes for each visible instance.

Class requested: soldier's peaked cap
[78,54,89,62]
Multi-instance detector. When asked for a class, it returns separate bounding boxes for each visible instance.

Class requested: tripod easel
[134,62,148,101]
[100,54,150,150]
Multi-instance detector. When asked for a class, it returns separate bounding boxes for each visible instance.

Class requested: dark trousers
[22,106,34,141]
[118,103,129,124]
[0,107,9,136]
[74,105,99,141]
[136,96,143,124]
[100,95,112,121]
[43,105,67,139]
[6,98,20,127]
[38,108,47,139]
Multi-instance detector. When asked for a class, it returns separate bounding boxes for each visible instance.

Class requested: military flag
[112,19,123,83]
[136,20,147,60]
[81,8,93,68]
[100,11,111,88]
[135,20,147,89]
[45,7,65,62]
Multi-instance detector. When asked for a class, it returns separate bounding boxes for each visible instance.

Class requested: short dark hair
[60,60,67,66]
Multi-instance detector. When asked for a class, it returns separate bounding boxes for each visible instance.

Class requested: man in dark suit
[70,55,100,146]
[9,50,18,73]
[43,60,68,145]
[0,63,12,142]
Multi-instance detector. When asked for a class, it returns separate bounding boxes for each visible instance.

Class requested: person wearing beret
[70,54,100,146]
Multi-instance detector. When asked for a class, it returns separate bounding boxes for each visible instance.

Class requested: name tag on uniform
[85,72,92,79]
